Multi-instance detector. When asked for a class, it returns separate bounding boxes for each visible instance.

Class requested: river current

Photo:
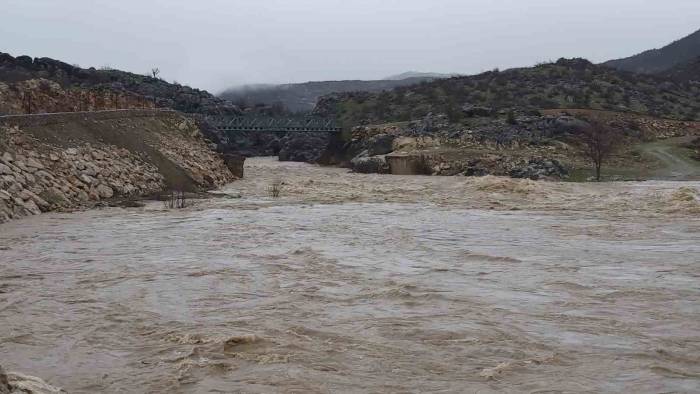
[1,158,699,393]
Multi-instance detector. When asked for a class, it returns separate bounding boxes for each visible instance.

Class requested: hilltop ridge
[604,28,700,74]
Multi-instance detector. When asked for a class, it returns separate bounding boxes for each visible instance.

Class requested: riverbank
[0,110,238,223]
[1,158,698,392]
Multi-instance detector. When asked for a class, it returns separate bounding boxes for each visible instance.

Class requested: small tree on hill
[578,117,620,181]
[151,67,161,79]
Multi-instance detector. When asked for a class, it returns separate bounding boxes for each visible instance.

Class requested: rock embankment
[0,110,237,223]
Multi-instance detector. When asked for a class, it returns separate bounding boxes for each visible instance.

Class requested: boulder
[350,155,390,174]
[509,158,568,180]
[96,184,114,199]
[366,133,395,156]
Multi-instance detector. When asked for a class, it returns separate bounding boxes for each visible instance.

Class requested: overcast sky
[1,0,699,92]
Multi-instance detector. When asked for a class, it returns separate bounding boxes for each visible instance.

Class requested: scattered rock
[462,104,494,117]
[0,112,237,224]
[350,155,390,174]
[509,158,568,180]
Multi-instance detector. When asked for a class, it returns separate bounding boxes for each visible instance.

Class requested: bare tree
[578,117,620,181]
[151,67,161,79]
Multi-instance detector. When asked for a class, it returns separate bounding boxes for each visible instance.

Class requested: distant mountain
[0,52,238,115]
[219,75,450,113]
[383,71,461,80]
[604,28,700,74]
[316,58,700,128]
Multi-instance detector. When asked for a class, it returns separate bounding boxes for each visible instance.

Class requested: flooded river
[1,158,699,393]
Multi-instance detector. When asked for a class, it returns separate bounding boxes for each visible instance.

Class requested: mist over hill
[218,74,449,113]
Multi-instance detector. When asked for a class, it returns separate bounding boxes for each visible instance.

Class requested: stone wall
[0,110,237,223]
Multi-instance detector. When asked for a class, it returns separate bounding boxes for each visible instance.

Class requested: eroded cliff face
[0,110,237,223]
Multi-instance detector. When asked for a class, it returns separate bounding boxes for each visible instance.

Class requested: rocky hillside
[219,75,446,112]
[317,58,700,128]
[0,78,155,114]
[0,52,239,115]
[335,109,700,180]
[661,57,700,83]
[0,110,238,223]
[604,28,700,74]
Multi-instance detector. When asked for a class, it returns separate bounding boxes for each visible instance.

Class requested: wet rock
[21,198,41,215]
[350,155,390,174]
[109,199,146,208]
[4,370,65,393]
[509,158,568,180]
[39,187,70,207]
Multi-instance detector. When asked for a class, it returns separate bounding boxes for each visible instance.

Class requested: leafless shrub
[268,180,282,198]
[163,190,187,209]
[577,116,621,181]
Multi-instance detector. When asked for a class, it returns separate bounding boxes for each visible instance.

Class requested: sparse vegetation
[317,58,700,129]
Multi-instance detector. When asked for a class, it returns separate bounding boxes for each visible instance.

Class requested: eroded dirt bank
[0,158,699,393]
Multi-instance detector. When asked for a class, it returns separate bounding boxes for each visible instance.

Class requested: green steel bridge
[210,116,341,134]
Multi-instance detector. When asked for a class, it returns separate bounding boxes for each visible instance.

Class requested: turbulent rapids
[1,158,699,393]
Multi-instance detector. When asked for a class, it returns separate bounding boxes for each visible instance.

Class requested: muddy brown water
[1,158,699,393]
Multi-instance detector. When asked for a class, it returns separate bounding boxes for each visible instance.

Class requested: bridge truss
[210,115,341,134]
